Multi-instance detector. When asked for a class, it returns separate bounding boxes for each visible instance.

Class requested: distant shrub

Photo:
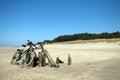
[52,31,120,42]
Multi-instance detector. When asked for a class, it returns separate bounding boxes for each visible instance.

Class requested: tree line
[37,31,120,44]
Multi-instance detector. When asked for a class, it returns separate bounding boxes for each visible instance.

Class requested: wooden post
[56,57,60,68]
[68,54,71,65]
[42,54,46,66]
[38,52,42,67]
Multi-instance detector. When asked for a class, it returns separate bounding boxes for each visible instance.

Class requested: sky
[0,0,120,46]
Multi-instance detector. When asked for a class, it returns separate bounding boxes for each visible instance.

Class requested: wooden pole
[56,57,60,68]
[38,52,42,67]
[42,53,46,66]
[68,54,71,65]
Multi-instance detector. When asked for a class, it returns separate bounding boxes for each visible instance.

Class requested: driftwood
[45,50,56,67]
[11,40,56,68]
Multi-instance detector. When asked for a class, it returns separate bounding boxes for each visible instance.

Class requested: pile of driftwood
[11,40,69,68]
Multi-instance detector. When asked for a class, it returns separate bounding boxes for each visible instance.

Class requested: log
[44,50,56,67]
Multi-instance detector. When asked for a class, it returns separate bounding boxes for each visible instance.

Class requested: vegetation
[36,31,120,44]
[52,31,120,42]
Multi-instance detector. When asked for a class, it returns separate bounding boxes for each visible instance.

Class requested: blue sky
[0,0,120,46]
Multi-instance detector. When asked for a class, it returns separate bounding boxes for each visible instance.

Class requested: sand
[0,42,120,80]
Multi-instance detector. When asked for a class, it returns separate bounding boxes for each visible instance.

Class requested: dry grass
[0,42,120,80]
[53,38,120,44]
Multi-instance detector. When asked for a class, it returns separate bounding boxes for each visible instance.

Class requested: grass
[52,38,120,44]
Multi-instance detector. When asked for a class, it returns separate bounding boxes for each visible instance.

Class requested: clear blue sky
[0,0,120,46]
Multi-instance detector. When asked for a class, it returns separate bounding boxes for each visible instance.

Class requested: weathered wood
[41,52,46,67]
[68,54,72,65]
[11,51,19,64]
[38,52,46,67]
[48,59,52,67]
[38,52,42,67]
[23,52,35,67]
[45,50,56,67]
[11,40,58,68]
[56,57,60,68]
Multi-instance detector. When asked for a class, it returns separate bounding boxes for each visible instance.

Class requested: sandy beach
[0,42,120,80]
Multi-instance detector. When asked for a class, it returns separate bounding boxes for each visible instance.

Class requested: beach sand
[0,42,120,80]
